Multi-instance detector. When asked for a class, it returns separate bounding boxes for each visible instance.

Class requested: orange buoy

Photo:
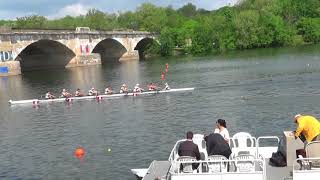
[75,147,85,159]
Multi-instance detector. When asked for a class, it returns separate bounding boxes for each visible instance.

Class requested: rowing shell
[8,88,195,105]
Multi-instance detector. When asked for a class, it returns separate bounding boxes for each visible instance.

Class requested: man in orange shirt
[294,114,320,145]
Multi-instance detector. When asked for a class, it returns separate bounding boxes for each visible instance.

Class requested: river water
[0,45,320,179]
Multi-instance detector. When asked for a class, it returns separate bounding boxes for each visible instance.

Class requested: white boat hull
[8,88,195,105]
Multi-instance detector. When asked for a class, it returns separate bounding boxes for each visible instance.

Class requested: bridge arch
[91,38,127,64]
[16,40,76,71]
[134,37,157,59]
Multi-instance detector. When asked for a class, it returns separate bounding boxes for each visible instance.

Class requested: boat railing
[293,157,320,179]
[170,135,280,162]
[169,158,265,178]
[256,136,279,158]
[230,136,279,159]
[168,139,187,161]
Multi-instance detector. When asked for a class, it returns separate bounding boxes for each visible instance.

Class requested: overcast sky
[0,0,237,20]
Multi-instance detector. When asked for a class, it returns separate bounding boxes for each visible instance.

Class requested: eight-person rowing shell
[120,84,128,94]
[105,86,113,95]
[61,89,72,98]
[75,88,84,97]
[88,87,99,96]
[45,91,55,99]
[133,84,144,93]
[44,82,171,100]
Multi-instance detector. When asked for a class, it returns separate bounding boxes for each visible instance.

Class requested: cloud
[49,3,90,19]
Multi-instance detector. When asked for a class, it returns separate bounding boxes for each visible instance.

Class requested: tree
[233,10,260,49]
[191,23,213,54]
[177,3,197,17]
[15,15,47,29]
[85,9,111,30]
[136,3,168,32]
[297,18,320,43]
[158,28,175,56]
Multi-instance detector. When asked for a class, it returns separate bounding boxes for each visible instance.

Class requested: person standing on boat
[88,87,98,96]
[293,114,320,145]
[133,84,144,93]
[178,131,201,169]
[120,84,128,94]
[214,119,230,145]
[204,133,232,159]
[45,91,55,99]
[75,88,84,97]
[105,86,113,95]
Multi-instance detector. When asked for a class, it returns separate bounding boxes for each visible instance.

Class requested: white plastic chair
[305,141,320,169]
[176,156,197,173]
[232,132,255,148]
[231,132,256,157]
[207,155,228,173]
[234,154,256,172]
[192,134,208,160]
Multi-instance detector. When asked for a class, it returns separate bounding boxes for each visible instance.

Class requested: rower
[75,88,84,97]
[61,89,72,98]
[163,83,170,90]
[45,91,55,99]
[120,84,128,94]
[105,86,113,95]
[148,83,157,91]
[133,84,144,93]
[88,87,98,96]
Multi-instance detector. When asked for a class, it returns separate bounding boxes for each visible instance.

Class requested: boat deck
[136,159,294,180]
[142,161,171,180]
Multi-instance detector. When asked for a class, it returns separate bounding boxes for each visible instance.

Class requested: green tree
[136,3,168,32]
[297,18,320,43]
[233,10,260,49]
[191,24,213,54]
[15,15,47,29]
[177,3,197,17]
[158,28,175,56]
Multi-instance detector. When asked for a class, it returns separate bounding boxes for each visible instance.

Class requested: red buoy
[75,147,85,159]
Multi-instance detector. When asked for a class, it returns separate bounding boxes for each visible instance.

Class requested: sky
[0,0,238,20]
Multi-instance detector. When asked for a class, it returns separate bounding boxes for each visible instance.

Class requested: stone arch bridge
[0,29,156,76]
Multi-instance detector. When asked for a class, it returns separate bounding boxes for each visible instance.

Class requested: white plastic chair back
[232,132,254,148]
[177,156,197,173]
[192,134,208,160]
[207,155,228,173]
[306,141,320,169]
[234,154,256,172]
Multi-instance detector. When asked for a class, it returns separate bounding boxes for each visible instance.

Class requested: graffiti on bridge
[80,45,90,54]
[0,51,16,62]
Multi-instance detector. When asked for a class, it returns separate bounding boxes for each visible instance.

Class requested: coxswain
[133,84,144,93]
[75,88,84,97]
[148,83,157,91]
[45,91,55,99]
[105,86,113,95]
[88,87,98,96]
[163,83,170,90]
[61,89,72,98]
[120,84,128,94]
